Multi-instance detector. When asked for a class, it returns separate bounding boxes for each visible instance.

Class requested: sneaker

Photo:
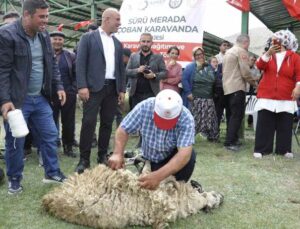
[253,152,262,159]
[8,180,23,195]
[43,172,66,184]
[284,152,294,159]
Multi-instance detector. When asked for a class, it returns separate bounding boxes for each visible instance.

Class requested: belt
[104,79,116,85]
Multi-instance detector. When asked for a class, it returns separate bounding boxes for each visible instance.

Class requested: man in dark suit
[126,33,167,109]
[75,8,126,174]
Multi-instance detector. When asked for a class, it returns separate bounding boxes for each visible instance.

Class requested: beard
[141,46,150,52]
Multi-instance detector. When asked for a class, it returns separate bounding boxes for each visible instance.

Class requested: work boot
[63,145,77,158]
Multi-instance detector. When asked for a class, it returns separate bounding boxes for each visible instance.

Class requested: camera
[143,65,151,74]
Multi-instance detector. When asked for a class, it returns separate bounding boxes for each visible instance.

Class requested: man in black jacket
[0,0,66,195]
[50,31,77,158]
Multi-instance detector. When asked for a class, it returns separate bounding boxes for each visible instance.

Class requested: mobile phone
[143,66,151,74]
[272,39,281,52]
[143,69,151,74]
[272,39,281,46]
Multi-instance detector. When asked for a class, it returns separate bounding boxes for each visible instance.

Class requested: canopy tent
[250,0,300,39]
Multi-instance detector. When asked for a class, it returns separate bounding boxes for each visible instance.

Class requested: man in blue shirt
[108,89,196,190]
[0,0,66,194]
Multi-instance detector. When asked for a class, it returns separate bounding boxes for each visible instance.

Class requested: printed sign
[116,0,208,66]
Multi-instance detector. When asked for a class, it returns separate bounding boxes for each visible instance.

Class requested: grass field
[0,113,300,229]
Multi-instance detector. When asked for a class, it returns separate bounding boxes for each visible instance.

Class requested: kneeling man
[109,89,196,190]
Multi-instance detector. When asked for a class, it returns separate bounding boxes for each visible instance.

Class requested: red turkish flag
[74,20,92,31]
[57,24,64,32]
[282,0,300,21]
[227,0,250,12]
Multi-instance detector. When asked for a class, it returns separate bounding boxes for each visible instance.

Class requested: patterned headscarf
[273,29,298,52]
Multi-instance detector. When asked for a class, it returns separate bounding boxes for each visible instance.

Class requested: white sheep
[42,164,223,229]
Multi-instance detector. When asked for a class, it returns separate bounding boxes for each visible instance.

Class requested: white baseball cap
[154,89,183,130]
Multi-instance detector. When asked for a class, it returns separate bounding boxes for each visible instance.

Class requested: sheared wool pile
[42,165,223,229]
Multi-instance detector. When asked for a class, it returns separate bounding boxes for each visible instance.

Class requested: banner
[116,0,209,66]
[282,0,300,21]
[226,0,250,12]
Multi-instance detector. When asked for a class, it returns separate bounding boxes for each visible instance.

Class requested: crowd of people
[1,0,300,195]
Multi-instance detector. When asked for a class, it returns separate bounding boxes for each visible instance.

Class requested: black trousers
[150,149,196,182]
[131,91,155,147]
[131,91,155,110]
[224,90,245,146]
[254,109,293,155]
[79,83,118,162]
[52,92,77,146]
[213,94,226,128]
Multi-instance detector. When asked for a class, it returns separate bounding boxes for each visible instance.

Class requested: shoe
[190,180,203,193]
[75,160,90,174]
[43,171,67,184]
[97,153,108,165]
[253,152,262,159]
[224,145,240,152]
[63,145,77,158]
[8,180,23,195]
[284,152,294,159]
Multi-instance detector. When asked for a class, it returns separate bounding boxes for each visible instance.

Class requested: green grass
[1,117,300,229]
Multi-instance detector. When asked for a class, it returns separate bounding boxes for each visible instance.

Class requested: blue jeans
[4,95,60,181]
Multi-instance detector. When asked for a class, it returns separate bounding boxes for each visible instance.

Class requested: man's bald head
[102,8,119,19]
[101,8,121,35]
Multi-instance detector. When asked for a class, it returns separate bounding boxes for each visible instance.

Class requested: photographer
[253,30,300,159]
[126,33,167,109]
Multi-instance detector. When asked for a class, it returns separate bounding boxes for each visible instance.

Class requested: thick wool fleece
[42,165,223,229]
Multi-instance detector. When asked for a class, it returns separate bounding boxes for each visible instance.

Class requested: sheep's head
[202,191,224,212]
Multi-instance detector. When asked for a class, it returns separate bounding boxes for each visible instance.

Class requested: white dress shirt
[99,27,115,79]
[215,52,225,64]
[255,51,297,114]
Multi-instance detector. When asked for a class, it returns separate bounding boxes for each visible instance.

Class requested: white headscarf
[273,29,298,52]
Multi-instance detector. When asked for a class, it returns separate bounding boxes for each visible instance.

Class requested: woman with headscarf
[253,29,300,159]
[182,47,219,141]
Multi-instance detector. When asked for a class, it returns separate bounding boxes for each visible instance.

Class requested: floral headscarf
[273,29,298,52]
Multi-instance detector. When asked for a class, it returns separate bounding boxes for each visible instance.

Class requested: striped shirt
[121,98,195,163]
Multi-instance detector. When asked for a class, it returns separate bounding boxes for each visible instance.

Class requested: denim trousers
[4,95,60,181]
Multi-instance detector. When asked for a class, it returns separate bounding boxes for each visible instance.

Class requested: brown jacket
[222,44,256,95]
